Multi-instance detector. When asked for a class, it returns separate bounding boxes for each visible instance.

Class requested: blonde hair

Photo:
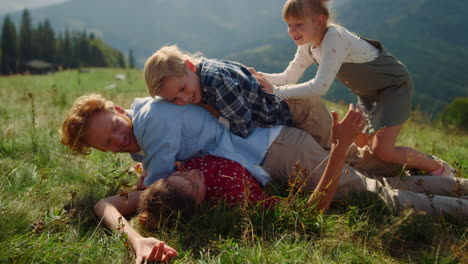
[60,94,114,155]
[144,45,203,97]
[138,178,197,230]
[282,0,331,22]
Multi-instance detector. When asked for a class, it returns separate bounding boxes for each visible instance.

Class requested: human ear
[185,60,197,72]
[114,105,125,114]
[317,14,327,27]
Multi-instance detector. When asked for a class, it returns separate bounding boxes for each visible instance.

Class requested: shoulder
[326,25,357,41]
[132,97,185,132]
[322,24,354,47]
[202,59,248,78]
[199,59,229,84]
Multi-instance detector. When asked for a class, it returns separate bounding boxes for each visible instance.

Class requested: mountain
[334,0,468,115]
[227,0,468,115]
[1,0,466,115]
[2,0,288,64]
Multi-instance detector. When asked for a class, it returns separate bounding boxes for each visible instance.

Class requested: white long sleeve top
[263,25,380,100]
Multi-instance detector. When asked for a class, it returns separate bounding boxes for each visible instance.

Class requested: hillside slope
[227,0,468,115]
[2,0,466,114]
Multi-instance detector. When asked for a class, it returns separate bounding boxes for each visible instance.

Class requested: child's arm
[307,104,365,213]
[251,45,314,87]
[94,192,178,263]
[260,28,350,100]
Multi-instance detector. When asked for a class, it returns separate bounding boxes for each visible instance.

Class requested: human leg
[261,127,382,199]
[285,97,332,149]
[371,125,442,173]
[381,186,468,219]
[383,176,468,198]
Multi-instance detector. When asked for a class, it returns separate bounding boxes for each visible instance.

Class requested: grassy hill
[0,69,466,263]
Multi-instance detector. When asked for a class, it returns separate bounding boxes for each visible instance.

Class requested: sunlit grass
[0,69,466,263]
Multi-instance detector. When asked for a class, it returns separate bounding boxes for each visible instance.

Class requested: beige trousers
[285,97,332,150]
[262,127,468,219]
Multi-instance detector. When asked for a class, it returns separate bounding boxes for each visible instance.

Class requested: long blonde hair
[282,0,331,23]
[144,45,203,97]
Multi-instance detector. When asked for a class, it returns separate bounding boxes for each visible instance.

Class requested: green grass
[0,69,466,263]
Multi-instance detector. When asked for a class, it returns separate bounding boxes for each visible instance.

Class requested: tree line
[0,9,134,75]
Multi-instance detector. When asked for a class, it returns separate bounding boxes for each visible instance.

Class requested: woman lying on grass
[93,105,365,263]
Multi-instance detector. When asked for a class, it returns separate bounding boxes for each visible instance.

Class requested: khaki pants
[262,127,468,219]
[285,97,332,150]
[262,127,382,199]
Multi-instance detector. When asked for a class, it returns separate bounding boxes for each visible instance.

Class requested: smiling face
[285,15,326,47]
[167,169,206,204]
[82,107,140,153]
[158,60,203,106]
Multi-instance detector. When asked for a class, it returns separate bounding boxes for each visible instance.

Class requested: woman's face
[167,169,206,204]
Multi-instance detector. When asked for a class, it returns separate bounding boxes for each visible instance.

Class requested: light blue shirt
[129,97,283,187]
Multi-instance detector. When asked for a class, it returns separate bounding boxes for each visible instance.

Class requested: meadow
[0,68,466,263]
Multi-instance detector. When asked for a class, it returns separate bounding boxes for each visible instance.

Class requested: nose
[177,93,191,105]
[288,25,295,34]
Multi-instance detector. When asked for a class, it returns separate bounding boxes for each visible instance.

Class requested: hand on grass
[133,237,178,264]
[331,104,366,148]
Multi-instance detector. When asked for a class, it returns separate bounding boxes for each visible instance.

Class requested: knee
[372,145,396,163]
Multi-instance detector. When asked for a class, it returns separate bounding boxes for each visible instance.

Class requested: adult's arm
[94,191,178,263]
[308,104,365,212]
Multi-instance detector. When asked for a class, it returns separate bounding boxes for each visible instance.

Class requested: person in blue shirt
[143,44,332,149]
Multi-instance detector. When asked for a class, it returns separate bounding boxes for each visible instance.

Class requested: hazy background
[1,0,467,115]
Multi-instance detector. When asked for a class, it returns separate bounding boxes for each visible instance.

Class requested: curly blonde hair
[138,178,197,230]
[60,94,114,155]
[143,44,203,97]
[283,0,331,22]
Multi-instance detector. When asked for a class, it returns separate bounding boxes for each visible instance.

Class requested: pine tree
[128,48,135,68]
[78,30,89,66]
[40,19,55,63]
[63,28,72,68]
[19,9,34,71]
[1,16,18,74]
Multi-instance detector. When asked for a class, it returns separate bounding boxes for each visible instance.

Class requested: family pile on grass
[60,0,467,262]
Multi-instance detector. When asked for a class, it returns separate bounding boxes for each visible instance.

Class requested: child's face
[285,16,322,46]
[167,169,206,204]
[159,62,203,106]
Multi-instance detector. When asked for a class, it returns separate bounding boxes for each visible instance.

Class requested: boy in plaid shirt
[144,45,332,148]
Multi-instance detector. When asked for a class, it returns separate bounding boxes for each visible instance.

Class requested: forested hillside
[1,0,466,114]
[227,0,468,115]
[1,0,287,61]
[336,0,468,115]
[0,9,126,75]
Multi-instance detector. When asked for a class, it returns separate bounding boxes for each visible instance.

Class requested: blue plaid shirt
[199,59,293,138]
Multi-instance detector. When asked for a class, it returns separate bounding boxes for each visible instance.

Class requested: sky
[0,0,68,15]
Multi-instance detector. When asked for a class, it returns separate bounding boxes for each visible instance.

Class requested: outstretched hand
[133,237,178,264]
[331,104,366,148]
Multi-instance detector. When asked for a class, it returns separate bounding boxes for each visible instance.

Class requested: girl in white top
[250,0,450,176]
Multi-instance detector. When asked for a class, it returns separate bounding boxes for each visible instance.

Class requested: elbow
[94,199,108,218]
